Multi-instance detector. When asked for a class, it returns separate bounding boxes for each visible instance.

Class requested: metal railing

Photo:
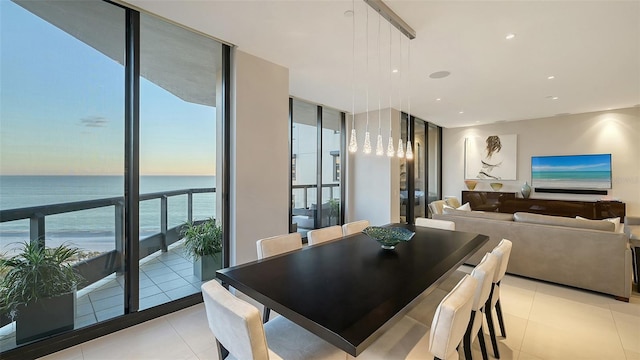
[292,183,340,209]
[0,188,215,288]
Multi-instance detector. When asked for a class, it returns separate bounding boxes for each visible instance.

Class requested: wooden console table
[462,191,517,212]
[462,191,626,221]
[499,198,625,221]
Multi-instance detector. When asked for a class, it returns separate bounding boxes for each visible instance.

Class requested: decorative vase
[521,181,531,199]
[489,182,503,191]
[464,180,478,191]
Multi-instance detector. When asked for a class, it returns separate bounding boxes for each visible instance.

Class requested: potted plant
[0,242,83,344]
[181,218,223,281]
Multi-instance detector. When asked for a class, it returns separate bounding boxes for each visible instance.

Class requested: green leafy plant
[0,242,84,317]
[181,218,223,260]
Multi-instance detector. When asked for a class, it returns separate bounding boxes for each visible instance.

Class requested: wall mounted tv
[531,154,612,190]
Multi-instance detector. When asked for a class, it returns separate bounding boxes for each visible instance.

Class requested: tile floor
[0,242,205,352]
[38,266,640,360]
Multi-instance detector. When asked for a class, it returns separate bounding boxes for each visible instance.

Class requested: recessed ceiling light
[344,10,353,17]
[505,33,516,40]
[435,98,441,101]
[429,71,451,79]
[545,95,559,100]
[547,75,555,80]
[392,69,399,73]
[459,111,464,114]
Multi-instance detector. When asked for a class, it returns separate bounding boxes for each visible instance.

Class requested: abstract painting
[465,134,517,180]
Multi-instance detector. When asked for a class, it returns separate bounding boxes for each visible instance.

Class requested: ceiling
[124,0,640,128]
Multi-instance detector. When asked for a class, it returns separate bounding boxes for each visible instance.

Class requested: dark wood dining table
[216,224,488,357]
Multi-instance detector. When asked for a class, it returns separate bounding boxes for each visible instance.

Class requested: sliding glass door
[399,114,442,223]
[290,99,345,238]
[0,1,228,357]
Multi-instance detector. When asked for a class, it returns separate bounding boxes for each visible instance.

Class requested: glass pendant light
[375,13,384,156]
[362,5,371,154]
[397,138,404,158]
[405,37,414,160]
[348,0,358,153]
[386,21,395,157]
[397,33,405,158]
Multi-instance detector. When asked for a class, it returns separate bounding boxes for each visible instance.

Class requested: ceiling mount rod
[363,0,416,39]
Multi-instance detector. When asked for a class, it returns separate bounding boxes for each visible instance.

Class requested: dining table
[215,223,489,357]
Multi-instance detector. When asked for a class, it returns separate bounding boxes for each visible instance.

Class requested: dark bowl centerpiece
[362,226,415,250]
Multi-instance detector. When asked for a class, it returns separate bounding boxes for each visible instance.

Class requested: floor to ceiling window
[399,113,442,223]
[138,12,220,311]
[0,1,227,357]
[0,0,126,350]
[290,99,345,238]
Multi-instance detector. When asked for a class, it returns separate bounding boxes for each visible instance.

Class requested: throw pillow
[443,202,471,211]
[576,216,622,233]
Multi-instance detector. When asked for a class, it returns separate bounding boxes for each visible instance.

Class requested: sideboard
[461,191,626,221]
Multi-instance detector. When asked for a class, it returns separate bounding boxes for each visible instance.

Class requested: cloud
[80,116,108,128]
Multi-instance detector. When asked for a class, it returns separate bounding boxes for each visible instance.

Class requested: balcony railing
[292,183,340,209]
[0,187,215,288]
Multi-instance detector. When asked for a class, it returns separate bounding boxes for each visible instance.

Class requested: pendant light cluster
[348,0,415,160]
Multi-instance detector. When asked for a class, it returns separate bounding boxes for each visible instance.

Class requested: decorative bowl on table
[490,182,503,191]
[362,226,415,250]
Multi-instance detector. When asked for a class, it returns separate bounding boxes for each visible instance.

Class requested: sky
[0,1,217,176]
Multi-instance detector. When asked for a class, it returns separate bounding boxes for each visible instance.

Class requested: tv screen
[531,154,612,190]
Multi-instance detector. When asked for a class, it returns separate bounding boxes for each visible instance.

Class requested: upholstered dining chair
[462,252,499,360]
[428,200,447,216]
[485,239,513,359]
[201,280,346,360]
[256,232,303,322]
[257,232,302,259]
[342,220,370,236]
[307,225,343,246]
[429,274,478,360]
[415,218,456,231]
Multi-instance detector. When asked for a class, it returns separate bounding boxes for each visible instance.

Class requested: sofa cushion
[513,212,614,232]
[576,216,623,233]
[443,202,471,211]
[442,208,514,221]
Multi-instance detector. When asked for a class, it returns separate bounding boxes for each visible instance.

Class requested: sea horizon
[0,175,217,254]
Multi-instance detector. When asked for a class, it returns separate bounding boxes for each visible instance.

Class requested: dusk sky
[0,1,217,176]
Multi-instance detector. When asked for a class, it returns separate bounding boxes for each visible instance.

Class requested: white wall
[347,107,401,225]
[231,50,289,265]
[442,107,640,217]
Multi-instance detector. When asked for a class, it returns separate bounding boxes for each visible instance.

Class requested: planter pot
[0,313,12,328]
[194,252,222,281]
[16,291,76,345]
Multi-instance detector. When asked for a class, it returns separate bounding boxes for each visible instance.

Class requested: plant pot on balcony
[15,292,76,345]
[181,218,223,281]
[194,252,222,281]
[0,242,83,345]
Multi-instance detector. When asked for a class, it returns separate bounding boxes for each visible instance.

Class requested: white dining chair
[462,252,499,360]
[429,274,478,360]
[201,280,346,360]
[256,232,303,322]
[415,218,456,231]
[485,239,513,359]
[342,220,370,236]
[307,225,343,246]
[257,232,302,259]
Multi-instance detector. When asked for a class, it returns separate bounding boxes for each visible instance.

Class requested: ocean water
[0,176,216,253]
[531,171,611,189]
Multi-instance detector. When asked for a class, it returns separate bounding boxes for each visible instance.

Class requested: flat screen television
[531,154,612,190]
